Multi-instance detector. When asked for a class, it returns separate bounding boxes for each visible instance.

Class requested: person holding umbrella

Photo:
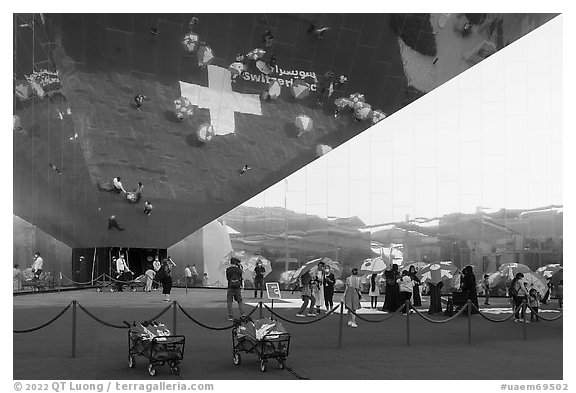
[510,273,530,322]
[253,259,265,299]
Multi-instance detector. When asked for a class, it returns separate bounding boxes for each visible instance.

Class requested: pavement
[13,288,563,380]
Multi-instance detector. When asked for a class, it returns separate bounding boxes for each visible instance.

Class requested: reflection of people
[202,272,209,287]
[144,266,155,292]
[13,264,22,291]
[528,288,541,322]
[226,257,246,320]
[408,266,421,307]
[313,262,325,313]
[185,265,192,287]
[510,273,529,322]
[557,280,563,309]
[115,253,130,292]
[397,270,414,314]
[344,268,362,327]
[160,258,176,302]
[482,274,491,305]
[461,265,479,314]
[152,256,161,290]
[113,177,127,194]
[253,260,265,299]
[368,273,380,309]
[382,264,401,312]
[191,264,199,286]
[427,281,444,314]
[32,252,44,280]
[296,271,316,317]
[108,215,125,231]
[323,266,336,310]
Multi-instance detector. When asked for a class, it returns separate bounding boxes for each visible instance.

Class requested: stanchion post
[173,301,178,335]
[259,301,263,319]
[338,302,344,349]
[467,300,472,345]
[405,300,410,347]
[71,300,77,358]
[185,277,188,294]
[271,299,274,320]
[522,300,527,341]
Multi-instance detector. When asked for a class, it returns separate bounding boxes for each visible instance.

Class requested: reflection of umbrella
[246,48,266,60]
[536,264,562,279]
[498,263,532,280]
[244,256,273,278]
[174,96,194,120]
[196,123,215,143]
[334,97,353,109]
[309,258,342,279]
[316,144,332,157]
[279,270,296,284]
[402,261,429,271]
[417,261,458,285]
[268,79,281,99]
[295,114,313,137]
[255,60,273,75]
[359,257,388,275]
[487,271,508,287]
[372,109,387,124]
[354,102,372,120]
[197,45,214,67]
[228,62,247,77]
[182,32,200,53]
[290,79,310,99]
[291,258,341,283]
[334,279,345,291]
[349,92,365,108]
[522,272,548,296]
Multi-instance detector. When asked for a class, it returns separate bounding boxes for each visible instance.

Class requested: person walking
[461,265,479,314]
[253,259,265,299]
[190,264,199,286]
[510,273,530,322]
[31,252,44,280]
[344,268,362,327]
[382,264,401,312]
[482,274,491,305]
[397,270,414,314]
[185,265,193,288]
[528,288,541,322]
[368,273,380,309]
[296,271,317,317]
[323,265,336,310]
[408,265,422,307]
[107,215,125,231]
[159,257,176,302]
[226,257,246,320]
[115,253,130,292]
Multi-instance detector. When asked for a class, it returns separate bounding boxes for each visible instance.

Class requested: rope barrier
[409,302,470,323]
[524,304,563,322]
[14,302,72,333]
[145,303,174,322]
[177,303,234,330]
[472,303,523,323]
[344,304,405,323]
[76,303,130,329]
[60,273,105,286]
[263,303,341,325]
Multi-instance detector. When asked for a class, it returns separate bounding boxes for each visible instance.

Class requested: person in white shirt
[185,265,193,287]
[113,177,127,194]
[115,254,130,292]
[144,266,156,292]
[190,264,199,286]
[152,256,161,290]
[32,252,44,280]
[397,270,414,314]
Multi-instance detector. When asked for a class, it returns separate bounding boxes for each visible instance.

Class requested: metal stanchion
[338,302,344,348]
[173,301,178,335]
[405,300,410,347]
[522,300,527,341]
[71,300,77,358]
[467,300,472,344]
[259,301,263,319]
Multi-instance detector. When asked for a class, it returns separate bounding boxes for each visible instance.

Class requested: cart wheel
[233,353,241,366]
[278,359,285,370]
[128,355,135,368]
[148,364,157,377]
[170,365,180,375]
[260,359,267,372]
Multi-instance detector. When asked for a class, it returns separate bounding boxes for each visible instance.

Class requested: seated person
[113,177,127,194]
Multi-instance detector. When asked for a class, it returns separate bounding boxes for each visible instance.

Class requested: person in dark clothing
[262,30,274,47]
[323,265,336,310]
[382,264,401,312]
[107,215,125,231]
[159,257,176,302]
[427,281,444,314]
[226,257,246,320]
[461,265,479,314]
[253,259,265,298]
[408,265,422,307]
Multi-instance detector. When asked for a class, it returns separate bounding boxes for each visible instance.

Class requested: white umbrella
[244,256,273,278]
[268,80,282,99]
[279,270,296,284]
[522,272,548,296]
[372,109,387,124]
[228,62,247,78]
[354,102,372,121]
[295,114,313,137]
[197,45,214,67]
[182,32,200,53]
[196,123,215,143]
[174,96,194,121]
[359,257,388,275]
[246,48,266,60]
[316,144,332,157]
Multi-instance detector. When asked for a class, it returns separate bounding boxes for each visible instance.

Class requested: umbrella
[522,272,548,296]
[535,264,562,279]
[228,62,247,78]
[402,261,429,272]
[334,97,353,109]
[246,48,266,60]
[487,271,508,287]
[291,258,341,283]
[197,45,214,67]
[309,258,342,278]
[498,263,532,280]
[316,144,332,157]
[334,279,345,291]
[279,270,296,284]
[244,256,273,278]
[196,123,215,143]
[290,79,311,99]
[295,114,313,137]
[15,81,33,101]
[182,32,200,53]
[267,79,282,99]
[354,102,372,121]
[416,261,458,285]
[359,257,389,275]
[372,109,387,124]
[174,96,194,121]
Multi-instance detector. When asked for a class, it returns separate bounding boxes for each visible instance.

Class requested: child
[557,280,563,309]
[202,272,209,287]
[528,288,541,322]
[482,274,491,305]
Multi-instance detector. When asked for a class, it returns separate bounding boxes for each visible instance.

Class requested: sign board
[266,282,282,300]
